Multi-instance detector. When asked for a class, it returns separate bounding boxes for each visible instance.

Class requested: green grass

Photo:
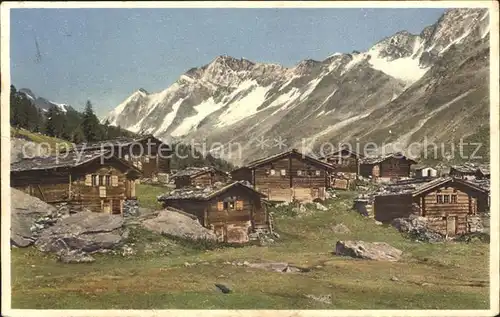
[11,127,71,152]
[135,183,171,210]
[11,193,490,309]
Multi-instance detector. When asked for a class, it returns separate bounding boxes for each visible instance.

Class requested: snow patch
[155,98,185,134]
[171,97,223,137]
[367,47,429,84]
[341,53,366,75]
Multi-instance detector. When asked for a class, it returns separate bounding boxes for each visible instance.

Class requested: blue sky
[10,8,446,117]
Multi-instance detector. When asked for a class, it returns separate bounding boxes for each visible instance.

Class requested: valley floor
[11,190,490,310]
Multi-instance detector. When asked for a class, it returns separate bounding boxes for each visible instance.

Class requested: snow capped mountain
[104,8,491,164]
[18,88,70,113]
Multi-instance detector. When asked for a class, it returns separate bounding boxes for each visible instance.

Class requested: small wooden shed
[157,181,269,244]
[172,166,229,189]
[374,177,490,236]
[11,150,142,214]
[359,152,416,182]
[230,149,335,202]
[318,147,364,180]
[71,134,171,178]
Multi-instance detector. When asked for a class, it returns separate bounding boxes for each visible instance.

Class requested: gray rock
[245,262,305,273]
[391,215,444,243]
[10,188,58,247]
[141,209,217,242]
[315,202,328,211]
[35,212,127,254]
[305,294,332,304]
[123,199,140,217]
[57,249,95,264]
[334,240,403,262]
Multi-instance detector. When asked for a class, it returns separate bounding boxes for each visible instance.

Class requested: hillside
[11,191,489,309]
[104,8,491,165]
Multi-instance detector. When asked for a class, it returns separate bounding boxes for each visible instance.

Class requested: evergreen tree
[82,100,103,142]
[71,126,85,143]
[103,118,110,139]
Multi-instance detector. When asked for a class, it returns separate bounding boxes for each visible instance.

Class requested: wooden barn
[359,153,417,182]
[374,177,490,237]
[318,147,363,180]
[71,134,171,178]
[157,181,269,244]
[11,150,142,214]
[172,166,229,189]
[230,149,335,202]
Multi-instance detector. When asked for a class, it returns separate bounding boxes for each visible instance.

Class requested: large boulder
[35,212,128,254]
[10,188,58,247]
[335,240,403,262]
[391,215,444,243]
[141,209,217,242]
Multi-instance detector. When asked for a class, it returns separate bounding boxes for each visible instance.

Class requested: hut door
[112,199,122,215]
[102,200,112,213]
[372,165,380,178]
[446,216,457,236]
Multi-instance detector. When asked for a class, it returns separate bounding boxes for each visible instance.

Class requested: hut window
[269,169,276,176]
[217,201,224,211]
[436,195,444,204]
[85,174,92,186]
[280,169,286,176]
[236,200,244,211]
[124,154,130,161]
[105,175,111,186]
[92,175,98,186]
[451,195,457,203]
[443,195,450,203]
[99,186,106,198]
[111,175,118,187]
[144,156,150,163]
[297,170,302,176]
[315,170,321,176]
[99,175,105,186]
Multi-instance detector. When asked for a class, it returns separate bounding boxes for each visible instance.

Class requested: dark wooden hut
[172,166,229,189]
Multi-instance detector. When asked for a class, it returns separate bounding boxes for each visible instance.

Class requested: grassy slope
[11,188,489,309]
[11,127,71,152]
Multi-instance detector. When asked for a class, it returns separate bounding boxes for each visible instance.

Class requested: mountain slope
[18,88,71,113]
[104,8,490,165]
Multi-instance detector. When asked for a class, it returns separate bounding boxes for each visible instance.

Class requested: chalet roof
[10,149,141,174]
[359,152,417,165]
[373,177,490,197]
[172,166,228,178]
[450,162,490,175]
[411,164,437,171]
[240,149,334,171]
[157,181,266,201]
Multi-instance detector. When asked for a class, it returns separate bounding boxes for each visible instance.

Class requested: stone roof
[235,149,334,171]
[359,152,417,165]
[172,166,227,178]
[451,162,490,175]
[11,150,111,172]
[157,180,266,201]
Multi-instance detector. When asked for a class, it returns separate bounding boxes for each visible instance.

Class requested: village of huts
[11,137,491,262]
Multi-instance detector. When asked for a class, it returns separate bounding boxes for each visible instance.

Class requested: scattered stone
[331,223,351,234]
[141,209,217,242]
[243,261,250,266]
[315,202,328,211]
[375,221,383,226]
[184,262,193,267]
[57,249,95,264]
[123,199,140,217]
[305,294,332,304]
[390,276,399,282]
[391,215,444,243]
[121,245,136,257]
[334,240,403,262]
[245,262,306,273]
[223,261,231,265]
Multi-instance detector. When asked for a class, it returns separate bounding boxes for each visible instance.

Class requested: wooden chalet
[230,149,335,202]
[172,166,229,189]
[157,181,269,244]
[72,134,171,178]
[359,152,417,182]
[374,177,490,237]
[318,147,363,179]
[11,150,142,214]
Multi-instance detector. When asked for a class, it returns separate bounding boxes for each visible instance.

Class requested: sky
[10,8,446,118]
